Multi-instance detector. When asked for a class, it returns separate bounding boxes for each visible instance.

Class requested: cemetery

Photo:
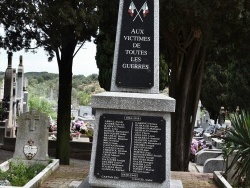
[0,1,249,188]
[189,106,249,187]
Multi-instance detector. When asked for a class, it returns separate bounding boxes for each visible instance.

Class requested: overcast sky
[0,41,99,76]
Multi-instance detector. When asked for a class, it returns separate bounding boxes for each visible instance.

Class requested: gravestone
[0,80,3,100]
[13,110,50,165]
[3,52,16,137]
[201,110,210,131]
[16,56,24,116]
[50,87,54,100]
[0,53,29,144]
[195,100,201,127]
[0,81,5,144]
[218,106,225,125]
[79,106,93,117]
[81,0,182,188]
[23,77,29,113]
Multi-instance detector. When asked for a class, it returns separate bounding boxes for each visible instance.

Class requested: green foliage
[222,111,250,186]
[226,61,250,112]
[201,0,250,115]
[77,92,91,106]
[201,59,250,116]
[0,161,46,186]
[159,54,169,90]
[0,0,100,56]
[26,72,100,108]
[85,127,94,138]
[201,62,227,119]
[95,0,119,91]
[29,95,57,119]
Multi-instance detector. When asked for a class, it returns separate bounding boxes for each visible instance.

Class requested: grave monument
[80,0,182,187]
[0,80,3,100]
[23,77,29,113]
[16,56,24,116]
[13,110,50,165]
[0,53,29,145]
[1,52,16,138]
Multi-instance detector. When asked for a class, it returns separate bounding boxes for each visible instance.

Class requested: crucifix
[26,114,40,131]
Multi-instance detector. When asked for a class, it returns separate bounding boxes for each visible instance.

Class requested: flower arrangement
[85,125,94,142]
[75,131,80,139]
[79,126,87,134]
[190,139,208,162]
[86,127,94,138]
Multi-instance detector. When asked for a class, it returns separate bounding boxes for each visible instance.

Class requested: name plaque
[115,0,154,88]
[94,114,165,183]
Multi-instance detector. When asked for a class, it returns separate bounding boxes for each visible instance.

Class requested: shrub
[221,110,250,187]
[0,161,46,186]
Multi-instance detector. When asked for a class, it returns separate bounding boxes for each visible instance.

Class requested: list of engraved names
[94,114,166,183]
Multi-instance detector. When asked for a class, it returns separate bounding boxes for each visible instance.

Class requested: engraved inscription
[94,114,165,183]
[23,139,38,160]
[116,0,154,88]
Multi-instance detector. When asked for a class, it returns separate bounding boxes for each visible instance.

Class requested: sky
[0,41,99,76]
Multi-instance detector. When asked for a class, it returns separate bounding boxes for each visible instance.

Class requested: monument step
[73,178,183,188]
[69,181,83,188]
[195,164,204,173]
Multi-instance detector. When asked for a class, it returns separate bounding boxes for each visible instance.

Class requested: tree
[95,0,118,91]
[200,62,228,121]
[0,0,100,164]
[201,1,250,118]
[160,0,249,170]
[226,60,250,111]
[201,59,250,119]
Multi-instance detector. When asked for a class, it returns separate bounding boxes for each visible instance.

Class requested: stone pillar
[23,77,29,113]
[195,100,202,127]
[3,52,15,137]
[12,69,17,137]
[0,80,4,100]
[50,87,54,100]
[219,107,225,125]
[16,56,24,116]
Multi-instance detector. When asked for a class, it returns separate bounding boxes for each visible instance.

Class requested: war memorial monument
[80,0,183,187]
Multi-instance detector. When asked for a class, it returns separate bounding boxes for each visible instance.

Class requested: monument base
[73,177,183,188]
[88,92,175,188]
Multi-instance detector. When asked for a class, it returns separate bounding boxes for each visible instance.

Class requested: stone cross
[25,113,40,131]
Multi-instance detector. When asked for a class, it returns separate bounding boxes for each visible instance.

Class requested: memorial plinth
[87,92,176,188]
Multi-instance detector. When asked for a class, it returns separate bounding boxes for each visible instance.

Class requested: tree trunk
[56,34,77,165]
[170,34,206,171]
